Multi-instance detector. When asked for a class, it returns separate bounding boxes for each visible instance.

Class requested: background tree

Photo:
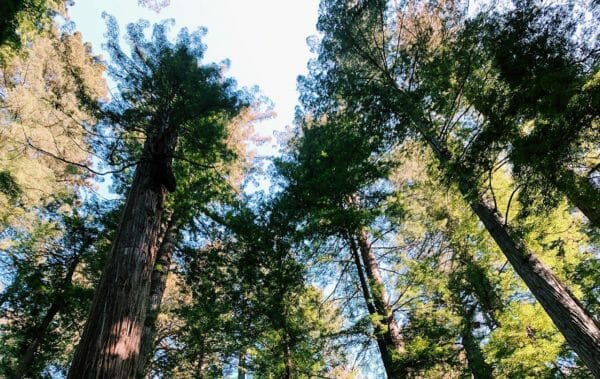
[0,0,67,62]
[0,195,120,378]
[299,0,600,373]
[0,29,106,232]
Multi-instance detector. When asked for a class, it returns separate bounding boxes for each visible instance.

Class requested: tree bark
[326,2,600,372]
[355,230,405,351]
[68,127,178,379]
[347,232,406,378]
[427,137,600,377]
[14,252,83,379]
[136,215,179,378]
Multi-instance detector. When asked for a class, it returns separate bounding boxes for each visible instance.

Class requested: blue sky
[70,0,320,147]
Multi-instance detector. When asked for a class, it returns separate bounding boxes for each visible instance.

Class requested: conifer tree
[300,0,600,374]
[68,18,247,378]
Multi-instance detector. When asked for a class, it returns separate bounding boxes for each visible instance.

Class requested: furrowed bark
[427,137,600,377]
[136,215,179,378]
[68,126,178,379]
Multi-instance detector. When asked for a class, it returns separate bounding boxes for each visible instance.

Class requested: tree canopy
[0,0,598,378]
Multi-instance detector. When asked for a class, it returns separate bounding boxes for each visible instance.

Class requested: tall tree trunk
[136,215,179,378]
[237,351,246,379]
[426,136,600,376]
[347,232,406,378]
[355,230,405,352]
[460,305,493,379]
[195,349,206,379]
[14,252,83,379]
[554,168,600,228]
[283,336,293,379]
[68,127,178,379]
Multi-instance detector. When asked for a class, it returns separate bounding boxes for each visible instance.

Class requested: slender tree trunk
[347,232,406,378]
[554,168,600,228]
[426,136,600,377]
[283,337,292,379]
[460,305,493,379]
[136,215,179,378]
[237,351,246,379]
[68,126,178,379]
[196,349,206,379]
[355,230,405,351]
[14,253,82,379]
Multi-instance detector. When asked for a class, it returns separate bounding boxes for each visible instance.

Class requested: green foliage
[485,303,563,377]
[0,0,65,61]
[0,28,105,232]
[0,196,116,377]
[0,1,598,378]
[275,113,394,237]
[97,15,248,195]
[0,171,21,201]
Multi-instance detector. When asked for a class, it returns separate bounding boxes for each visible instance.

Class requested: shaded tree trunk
[320,0,600,372]
[68,126,178,379]
[460,305,493,379]
[283,337,292,379]
[136,214,179,378]
[195,349,206,379]
[347,232,406,378]
[355,230,405,351]
[237,351,247,379]
[426,136,600,377]
[14,251,84,379]
[554,168,600,228]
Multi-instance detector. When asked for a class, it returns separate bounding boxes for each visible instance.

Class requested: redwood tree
[68,17,245,378]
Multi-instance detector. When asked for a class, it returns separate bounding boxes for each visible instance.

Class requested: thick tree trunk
[68,128,177,379]
[554,168,600,228]
[469,199,600,376]
[427,137,600,377]
[348,235,390,363]
[347,232,406,378]
[136,215,179,378]
[14,253,82,379]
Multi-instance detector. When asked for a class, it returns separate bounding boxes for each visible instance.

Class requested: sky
[69,0,320,150]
